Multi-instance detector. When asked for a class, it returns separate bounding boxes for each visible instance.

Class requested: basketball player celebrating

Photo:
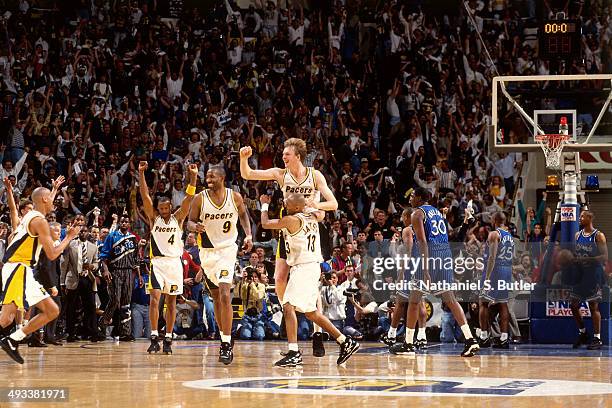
[391,188,479,357]
[260,193,360,367]
[0,187,81,364]
[139,161,198,354]
[479,212,515,349]
[571,210,608,350]
[188,165,252,364]
[240,138,338,357]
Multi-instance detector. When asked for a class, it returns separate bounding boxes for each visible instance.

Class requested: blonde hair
[284,138,307,163]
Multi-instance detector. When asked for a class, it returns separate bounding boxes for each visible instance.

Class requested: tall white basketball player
[260,193,360,367]
[188,165,252,364]
[139,161,198,355]
[240,137,338,357]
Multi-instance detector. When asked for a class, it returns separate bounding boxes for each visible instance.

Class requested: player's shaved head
[285,193,306,214]
[31,187,50,204]
[209,165,226,178]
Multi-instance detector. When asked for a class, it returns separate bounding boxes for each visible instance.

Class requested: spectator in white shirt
[320,272,347,332]
[287,6,305,47]
[493,152,519,196]
[165,58,184,100]
[227,26,245,66]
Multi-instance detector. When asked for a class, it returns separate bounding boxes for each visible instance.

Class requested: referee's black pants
[101,269,133,336]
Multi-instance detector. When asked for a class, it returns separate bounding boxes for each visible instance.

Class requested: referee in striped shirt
[99,215,141,340]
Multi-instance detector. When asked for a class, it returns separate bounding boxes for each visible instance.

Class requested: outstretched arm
[49,175,66,204]
[138,161,156,222]
[3,177,19,230]
[174,164,199,224]
[239,146,283,181]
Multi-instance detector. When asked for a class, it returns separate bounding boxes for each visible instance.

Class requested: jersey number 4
[167,234,175,245]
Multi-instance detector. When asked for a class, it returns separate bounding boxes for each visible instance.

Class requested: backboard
[490,74,612,154]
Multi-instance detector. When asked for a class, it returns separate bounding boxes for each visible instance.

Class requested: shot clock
[539,20,581,59]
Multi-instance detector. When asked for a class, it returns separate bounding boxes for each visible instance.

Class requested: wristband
[186,184,196,196]
[245,235,252,240]
[261,203,269,212]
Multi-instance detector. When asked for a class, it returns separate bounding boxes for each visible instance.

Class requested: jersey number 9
[223,221,231,233]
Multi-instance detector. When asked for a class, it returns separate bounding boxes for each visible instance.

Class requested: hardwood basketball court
[0,340,610,407]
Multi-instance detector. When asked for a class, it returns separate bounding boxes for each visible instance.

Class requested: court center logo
[183,376,612,397]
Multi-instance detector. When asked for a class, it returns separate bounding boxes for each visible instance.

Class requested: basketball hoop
[535,134,571,169]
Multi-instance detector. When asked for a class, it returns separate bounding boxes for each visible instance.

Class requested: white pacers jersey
[150,215,183,258]
[280,167,321,203]
[284,213,323,267]
[198,188,239,249]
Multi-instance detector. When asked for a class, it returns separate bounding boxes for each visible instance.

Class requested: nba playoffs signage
[546,301,591,317]
[560,206,577,222]
[184,376,612,397]
[580,152,612,170]
[545,289,591,317]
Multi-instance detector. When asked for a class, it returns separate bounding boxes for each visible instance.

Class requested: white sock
[388,327,397,339]
[475,328,481,338]
[336,334,346,344]
[579,328,586,333]
[165,332,172,339]
[500,332,508,342]
[10,329,26,341]
[460,324,473,340]
[594,333,600,339]
[480,330,489,340]
[288,343,299,352]
[417,328,426,340]
[221,334,231,343]
[151,330,158,337]
[406,328,415,344]
[313,323,322,333]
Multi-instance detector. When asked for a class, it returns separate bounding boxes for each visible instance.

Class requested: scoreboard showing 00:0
[539,20,581,58]
[543,22,576,34]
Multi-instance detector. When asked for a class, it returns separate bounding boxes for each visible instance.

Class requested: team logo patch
[170,285,178,293]
[183,376,612,397]
[220,270,229,277]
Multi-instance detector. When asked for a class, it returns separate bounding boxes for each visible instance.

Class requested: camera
[324,272,332,281]
[343,287,360,300]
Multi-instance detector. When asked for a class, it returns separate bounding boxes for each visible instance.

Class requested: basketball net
[534,134,571,170]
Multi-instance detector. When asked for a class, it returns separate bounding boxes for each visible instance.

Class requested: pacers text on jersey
[201,213,235,220]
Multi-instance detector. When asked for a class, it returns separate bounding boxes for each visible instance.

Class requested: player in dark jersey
[381,208,428,349]
[570,210,608,350]
[390,188,479,357]
[479,212,515,349]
